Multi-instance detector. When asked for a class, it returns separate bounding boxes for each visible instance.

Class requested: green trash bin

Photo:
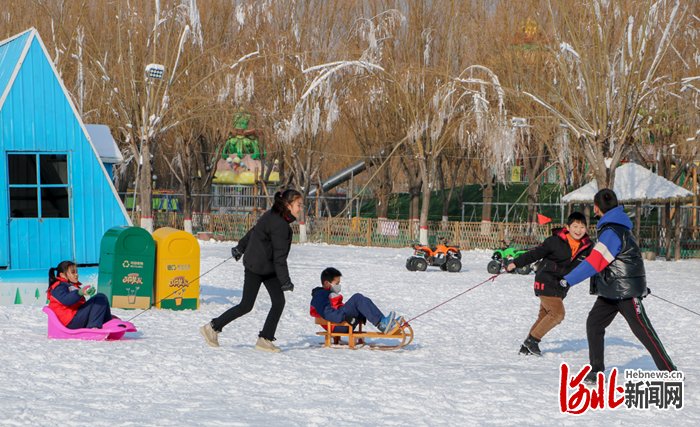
[98,226,156,309]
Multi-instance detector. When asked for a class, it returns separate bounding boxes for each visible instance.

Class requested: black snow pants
[586,296,676,373]
[211,270,285,341]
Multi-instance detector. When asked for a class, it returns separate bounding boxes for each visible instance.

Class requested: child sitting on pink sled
[47,261,112,329]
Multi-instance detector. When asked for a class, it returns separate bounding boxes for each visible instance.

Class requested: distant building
[86,124,123,181]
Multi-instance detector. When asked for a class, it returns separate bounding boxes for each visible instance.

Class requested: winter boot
[255,337,281,353]
[584,370,601,385]
[200,322,220,348]
[376,311,397,334]
[522,335,542,356]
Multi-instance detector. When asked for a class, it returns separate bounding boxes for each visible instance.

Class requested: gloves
[641,287,651,299]
[559,279,569,288]
[280,279,294,292]
[78,285,96,297]
[231,246,243,261]
[344,315,365,328]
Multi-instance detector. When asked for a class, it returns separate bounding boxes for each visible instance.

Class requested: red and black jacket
[46,278,87,326]
[513,228,593,299]
[310,287,346,332]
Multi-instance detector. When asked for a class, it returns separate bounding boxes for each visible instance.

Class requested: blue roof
[0,29,32,105]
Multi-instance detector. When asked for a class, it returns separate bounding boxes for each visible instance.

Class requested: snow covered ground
[1,241,698,426]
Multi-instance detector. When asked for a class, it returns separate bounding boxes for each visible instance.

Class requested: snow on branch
[168,24,191,87]
[230,51,260,69]
[300,61,384,100]
[559,42,581,61]
[522,91,595,139]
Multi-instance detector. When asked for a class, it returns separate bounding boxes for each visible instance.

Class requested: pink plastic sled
[43,306,137,341]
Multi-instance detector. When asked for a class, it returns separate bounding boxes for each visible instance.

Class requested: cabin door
[8,153,73,269]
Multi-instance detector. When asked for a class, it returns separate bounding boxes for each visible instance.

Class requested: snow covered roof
[0,29,33,109]
[562,162,694,204]
[85,124,122,163]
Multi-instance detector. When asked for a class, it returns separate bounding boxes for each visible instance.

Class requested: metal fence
[462,202,700,229]
[461,202,568,223]
[128,211,700,259]
[119,188,361,218]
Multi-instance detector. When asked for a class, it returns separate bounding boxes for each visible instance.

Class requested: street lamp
[133,63,166,232]
[511,117,528,128]
[145,63,165,80]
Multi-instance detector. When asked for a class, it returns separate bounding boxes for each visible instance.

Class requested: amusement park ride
[213,112,280,186]
[210,112,281,212]
[210,111,367,214]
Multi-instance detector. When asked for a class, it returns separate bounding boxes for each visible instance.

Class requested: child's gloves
[641,287,651,298]
[280,279,294,292]
[559,279,569,288]
[78,285,96,296]
[231,246,243,261]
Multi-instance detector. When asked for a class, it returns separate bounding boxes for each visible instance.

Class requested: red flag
[537,213,552,225]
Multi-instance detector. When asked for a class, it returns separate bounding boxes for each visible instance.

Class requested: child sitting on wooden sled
[310,267,402,334]
[47,261,112,329]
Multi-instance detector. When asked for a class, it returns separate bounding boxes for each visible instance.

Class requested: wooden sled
[314,317,414,350]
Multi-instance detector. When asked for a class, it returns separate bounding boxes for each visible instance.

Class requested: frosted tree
[93,0,211,232]
[302,7,511,243]
[335,10,407,220]
[239,1,367,240]
[524,0,690,188]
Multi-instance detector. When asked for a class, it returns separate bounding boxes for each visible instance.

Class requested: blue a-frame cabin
[0,28,130,305]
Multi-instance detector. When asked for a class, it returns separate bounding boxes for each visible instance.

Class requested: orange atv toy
[406,239,462,272]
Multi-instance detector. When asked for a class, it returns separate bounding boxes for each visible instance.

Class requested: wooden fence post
[366,218,372,246]
[455,221,462,248]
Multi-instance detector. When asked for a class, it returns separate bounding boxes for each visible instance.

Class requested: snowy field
[1,241,698,426]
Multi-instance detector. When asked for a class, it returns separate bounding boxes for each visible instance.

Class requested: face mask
[330,283,341,294]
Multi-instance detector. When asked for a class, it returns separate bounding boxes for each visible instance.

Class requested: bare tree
[525,0,690,188]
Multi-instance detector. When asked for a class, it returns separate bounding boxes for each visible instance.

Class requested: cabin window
[8,153,69,218]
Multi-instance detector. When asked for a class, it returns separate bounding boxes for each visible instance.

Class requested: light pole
[135,63,165,233]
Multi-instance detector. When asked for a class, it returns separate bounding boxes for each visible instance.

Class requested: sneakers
[518,345,530,356]
[200,322,220,348]
[377,311,398,334]
[255,337,281,353]
[522,335,542,356]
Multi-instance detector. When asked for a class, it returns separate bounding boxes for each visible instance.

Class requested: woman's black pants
[211,270,286,340]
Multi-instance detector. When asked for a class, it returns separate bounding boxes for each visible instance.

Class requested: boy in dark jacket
[563,189,676,383]
[310,267,400,334]
[507,212,593,356]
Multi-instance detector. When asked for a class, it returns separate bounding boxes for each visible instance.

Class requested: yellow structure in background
[153,227,201,310]
[511,166,522,182]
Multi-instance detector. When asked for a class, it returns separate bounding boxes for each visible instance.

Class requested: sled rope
[126,256,233,322]
[402,273,501,325]
[649,294,700,318]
